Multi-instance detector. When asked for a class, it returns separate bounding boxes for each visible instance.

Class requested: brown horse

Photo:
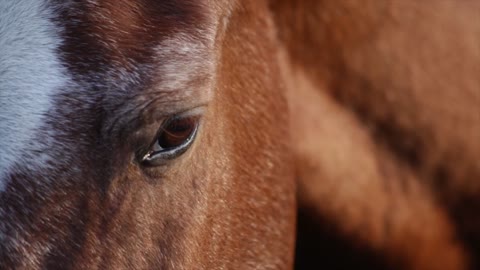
[0,0,295,269]
[0,0,479,269]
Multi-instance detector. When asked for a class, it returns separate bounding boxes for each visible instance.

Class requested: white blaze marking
[0,0,66,191]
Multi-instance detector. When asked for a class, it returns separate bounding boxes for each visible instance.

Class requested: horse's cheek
[180,0,296,268]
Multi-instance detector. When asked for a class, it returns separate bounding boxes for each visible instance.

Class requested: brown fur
[4,0,480,269]
[0,0,295,269]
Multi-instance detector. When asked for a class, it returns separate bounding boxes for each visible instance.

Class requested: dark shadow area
[294,207,397,270]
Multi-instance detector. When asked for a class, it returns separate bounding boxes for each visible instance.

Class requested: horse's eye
[141,114,200,166]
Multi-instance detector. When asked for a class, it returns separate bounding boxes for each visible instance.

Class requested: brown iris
[157,116,199,150]
[141,112,201,166]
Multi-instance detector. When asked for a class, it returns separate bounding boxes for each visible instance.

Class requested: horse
[1,0,480,269]
[0,0,295,268]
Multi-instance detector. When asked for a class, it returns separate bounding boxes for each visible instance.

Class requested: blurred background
[269,1,480,269]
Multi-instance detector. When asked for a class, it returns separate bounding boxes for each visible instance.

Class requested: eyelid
[174,106,206,119]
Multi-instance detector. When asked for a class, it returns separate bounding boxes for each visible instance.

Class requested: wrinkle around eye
[103,93,210,142]
[104,102,207,164]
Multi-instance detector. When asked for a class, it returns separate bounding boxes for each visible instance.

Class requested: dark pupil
[157,117,197,149]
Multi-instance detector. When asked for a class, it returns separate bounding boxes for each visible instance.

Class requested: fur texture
[0,0,295,269]
[0,0,67,191]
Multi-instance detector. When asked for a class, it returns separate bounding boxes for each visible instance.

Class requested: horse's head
[0,0,295,268]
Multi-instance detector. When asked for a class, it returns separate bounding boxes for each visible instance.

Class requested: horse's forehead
[58,0,216,76]
[0,0,217,191]
[0,0,67,191]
